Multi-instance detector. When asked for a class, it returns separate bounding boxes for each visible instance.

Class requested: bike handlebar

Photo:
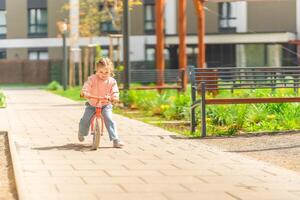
[80,93,119,104]
[81,94,110,101]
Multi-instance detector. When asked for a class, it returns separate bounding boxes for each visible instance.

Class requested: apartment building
[156,0,299,68]
[0,0,299,69]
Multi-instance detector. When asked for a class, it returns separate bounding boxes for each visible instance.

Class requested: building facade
[0,0,299,69]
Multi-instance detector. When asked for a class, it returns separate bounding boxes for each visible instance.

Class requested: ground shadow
[227,144,300,153]
[170,130,300,140]
[51,103,84,107]
[32,143,113,152]
[169,135,204,140]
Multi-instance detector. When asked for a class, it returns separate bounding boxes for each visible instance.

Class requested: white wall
[165,0,177,35]
[235,2,247,33]
[297,0,300,38]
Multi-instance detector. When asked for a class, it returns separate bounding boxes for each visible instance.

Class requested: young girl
[78,57,124,148]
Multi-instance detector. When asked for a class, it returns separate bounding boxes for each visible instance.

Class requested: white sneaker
[113,140,124,148]
[78,132,84,142]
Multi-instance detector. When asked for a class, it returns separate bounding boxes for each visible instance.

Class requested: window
[0,10,6,37]
[96,46,120,64]
[145,46,171,68]
[144,2,155,34]
[206,44,236,67]
[100,21,118,34]
[0,49,6,59]
[146,48,155,61]
[98,2,119,34]
[28,8,47,36]
[219,3,236,33]
[28,49,48,60]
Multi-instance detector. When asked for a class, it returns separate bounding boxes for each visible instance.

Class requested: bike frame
[80,93,112,150]
[90,106,104,136]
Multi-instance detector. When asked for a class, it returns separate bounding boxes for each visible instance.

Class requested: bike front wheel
[91,119,101,150]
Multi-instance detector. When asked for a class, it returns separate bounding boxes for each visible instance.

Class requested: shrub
[0,91,6,108]
[118,87,300,136]
[47,81,63,91]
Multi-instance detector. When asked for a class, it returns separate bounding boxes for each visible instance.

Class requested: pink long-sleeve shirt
[81,75,119,107]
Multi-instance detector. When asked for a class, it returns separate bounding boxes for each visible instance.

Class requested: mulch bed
[200,131,300,173]
[0,133,18,200]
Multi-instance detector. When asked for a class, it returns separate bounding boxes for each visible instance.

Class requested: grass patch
[51,87,85,102]
[114,107,194,137]
[0,83,45,89]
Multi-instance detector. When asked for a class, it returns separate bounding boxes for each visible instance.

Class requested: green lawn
[0,83,46,89]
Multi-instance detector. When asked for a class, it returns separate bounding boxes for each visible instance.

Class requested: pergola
[155,0,283,90]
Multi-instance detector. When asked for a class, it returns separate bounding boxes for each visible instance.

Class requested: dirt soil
[0,133,18,200]
[200,131,300,173]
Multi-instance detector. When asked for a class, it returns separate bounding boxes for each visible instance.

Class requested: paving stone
[2,89,300,200]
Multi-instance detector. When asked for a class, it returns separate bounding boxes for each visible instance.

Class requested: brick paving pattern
[0,89,300,200]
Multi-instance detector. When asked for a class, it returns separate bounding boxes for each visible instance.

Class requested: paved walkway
[1,89,300,200]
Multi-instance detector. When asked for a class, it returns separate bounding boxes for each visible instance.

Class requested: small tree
[61,0,142,82]
[62,0,142,37]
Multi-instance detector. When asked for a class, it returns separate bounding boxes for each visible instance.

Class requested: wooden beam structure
[193,0,206,69]
[206,0,276,2]
[178,0,187,91]
[156,0,165,86]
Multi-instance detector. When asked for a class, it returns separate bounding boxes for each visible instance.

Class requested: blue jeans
[79,102,119,141]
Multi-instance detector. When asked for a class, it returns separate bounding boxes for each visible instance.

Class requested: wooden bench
[189,66,300,137]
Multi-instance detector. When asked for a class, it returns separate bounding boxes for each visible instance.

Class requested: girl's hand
[111,98,119,104]
[80,92,90,99]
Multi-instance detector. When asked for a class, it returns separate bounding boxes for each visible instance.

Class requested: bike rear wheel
[91,119,101,150]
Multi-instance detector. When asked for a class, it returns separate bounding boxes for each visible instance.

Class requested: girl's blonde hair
[96,57,114,76]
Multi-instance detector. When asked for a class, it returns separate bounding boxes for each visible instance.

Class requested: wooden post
[117,36,121,67]
[156,0,165,86]
[193,0,206,69]
[179,0,187,91]
[109,34,123,67]
[69,51,75,87]
[109,35,113,61]
[78,49,83,86]
[89,47,94,75]
[83,47,89,81]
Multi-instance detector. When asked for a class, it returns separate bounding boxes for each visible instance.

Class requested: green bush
[0,91,6,108]
[47,81,63,91]
[119,88,300,136]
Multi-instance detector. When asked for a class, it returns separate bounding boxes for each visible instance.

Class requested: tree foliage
[62,0,142,37]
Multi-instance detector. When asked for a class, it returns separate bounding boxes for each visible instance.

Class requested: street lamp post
[123,0,130,90]
[62,22,68,90]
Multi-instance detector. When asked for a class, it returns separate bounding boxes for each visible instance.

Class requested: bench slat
[119,85,181,90]
[206,97,300,104]
[189,66,300,137]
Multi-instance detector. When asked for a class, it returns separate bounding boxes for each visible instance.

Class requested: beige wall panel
[130,5,144,35]
[7,0,27,38]
[7,49,27,60]
[248,1,296,32]
[204,3,218,34]
[186,0,197,34]
[49,47,63,60]
[48,0,69,38]
[187,1,218,34]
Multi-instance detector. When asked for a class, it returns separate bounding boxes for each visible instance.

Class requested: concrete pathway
[1,89,300,200]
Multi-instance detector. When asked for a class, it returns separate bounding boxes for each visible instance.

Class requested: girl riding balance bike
[78,57,124,149]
